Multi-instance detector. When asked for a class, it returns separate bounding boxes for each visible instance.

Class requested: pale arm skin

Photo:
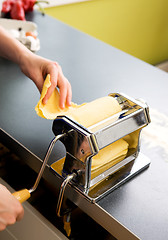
[0,25,72,107]
[0,184,24,231]
[0,26,72,230]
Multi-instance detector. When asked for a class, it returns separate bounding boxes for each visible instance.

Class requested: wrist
[17,48,33,71]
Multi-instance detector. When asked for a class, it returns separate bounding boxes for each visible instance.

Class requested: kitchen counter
[0,11,168,240]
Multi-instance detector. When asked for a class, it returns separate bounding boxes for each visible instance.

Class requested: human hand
[19,52,72,109]
[0,184,24,231]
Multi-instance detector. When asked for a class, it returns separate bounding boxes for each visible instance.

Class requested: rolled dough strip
[92,139,129,170]
[91,138,128,179]
[67,95,121,128]
[35,74,122,128]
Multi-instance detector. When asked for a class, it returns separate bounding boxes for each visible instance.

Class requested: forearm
[0,25,32,65]
[0,26,72,107]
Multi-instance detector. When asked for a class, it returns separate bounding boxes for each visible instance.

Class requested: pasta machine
[45,93,151,216]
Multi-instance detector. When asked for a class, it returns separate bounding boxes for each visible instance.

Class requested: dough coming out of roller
[35,74,130,175]
[91,139,129,179]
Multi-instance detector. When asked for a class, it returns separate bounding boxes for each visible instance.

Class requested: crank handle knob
[12,189,31,203]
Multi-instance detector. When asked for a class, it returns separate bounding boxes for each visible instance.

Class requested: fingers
[42,62,72,108]
[58,79,72,109]
[42,62,58,105]
[57,65,72,109]
[42,75,58,105]
[0,185,24,231]
[66,81,72,107]
[15,200,24,221]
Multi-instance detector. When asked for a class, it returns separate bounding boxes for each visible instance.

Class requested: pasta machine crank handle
[12,133,66,203]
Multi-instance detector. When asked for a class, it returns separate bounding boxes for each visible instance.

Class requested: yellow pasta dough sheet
[35,74,79,119]
[35,74,131,176]
[91,138,129,179]
[35,74,122,128]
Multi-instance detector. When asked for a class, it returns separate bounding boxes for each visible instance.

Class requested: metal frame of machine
[47,93,151,212]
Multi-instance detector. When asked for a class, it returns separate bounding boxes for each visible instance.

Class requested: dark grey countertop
[0,11,168,240]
